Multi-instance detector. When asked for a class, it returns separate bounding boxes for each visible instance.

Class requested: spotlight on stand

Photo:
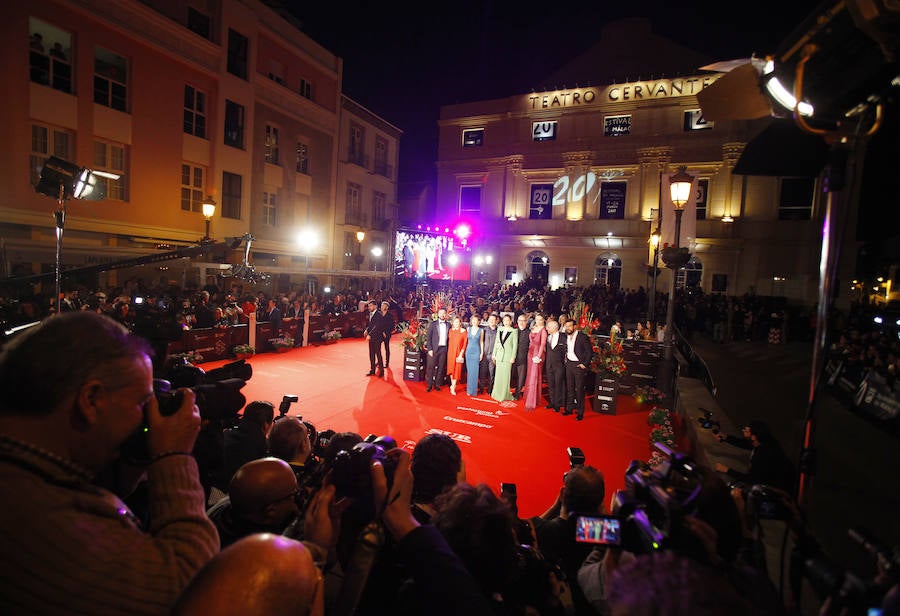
[34,156,121,315]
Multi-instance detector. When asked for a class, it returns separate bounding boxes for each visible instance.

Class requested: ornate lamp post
[354,230,365,270]
[649,228,661,323]
[662,166,694,363]
[202,196,216,241]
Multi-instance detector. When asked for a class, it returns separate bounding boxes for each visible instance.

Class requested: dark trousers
[368,337,384,371]
[547,360,566,409]
[426,346,448,387]
[513,361,528,396]
[382,334,391,367]
[565,360,587,416]
[479,357,495,393]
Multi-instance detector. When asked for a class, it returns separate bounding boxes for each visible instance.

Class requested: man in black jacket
[545,318,567,412]
[364,300,386,376]
[714,420,796,493]
[512,313,531,400]
[563,318,594,421]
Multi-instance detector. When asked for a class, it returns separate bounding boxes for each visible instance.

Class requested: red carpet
[201,339,652,518]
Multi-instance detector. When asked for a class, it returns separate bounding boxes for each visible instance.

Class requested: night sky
[285,0,897,246]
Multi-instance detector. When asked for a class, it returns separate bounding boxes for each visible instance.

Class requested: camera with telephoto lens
[727,481,790,521]
[120,359,250,465]
[609,442,705,556]
[331,437,399,521]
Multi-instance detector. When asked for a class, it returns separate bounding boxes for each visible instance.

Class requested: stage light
[35,156,119,202]
[455,224,471,240]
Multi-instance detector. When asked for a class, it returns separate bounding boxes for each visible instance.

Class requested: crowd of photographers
[1,276,898,615]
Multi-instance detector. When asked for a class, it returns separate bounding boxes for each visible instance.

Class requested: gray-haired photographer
[0,311,219,616]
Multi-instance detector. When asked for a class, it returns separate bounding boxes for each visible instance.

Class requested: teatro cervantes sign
[525,74,721,110]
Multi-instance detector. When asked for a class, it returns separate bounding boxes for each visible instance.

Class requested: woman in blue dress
[465,314,484,396]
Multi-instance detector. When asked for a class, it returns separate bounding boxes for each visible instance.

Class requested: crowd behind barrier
[2,276,898,615]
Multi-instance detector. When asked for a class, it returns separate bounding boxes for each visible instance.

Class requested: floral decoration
[397,319,427,351]
[633,386,664,406]
[590,338,627,376]
[269,337,294,349]
[648,407,676,468]
[568,302,599,336]
[323,329,342,341]
[233,344,255,355]
[430,292,454,320]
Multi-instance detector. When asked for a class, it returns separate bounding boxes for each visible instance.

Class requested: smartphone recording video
[574,514,622,546]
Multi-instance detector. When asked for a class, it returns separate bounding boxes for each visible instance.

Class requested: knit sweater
[0,436,220,615]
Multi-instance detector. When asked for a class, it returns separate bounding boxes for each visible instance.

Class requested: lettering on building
[525,75,721,110]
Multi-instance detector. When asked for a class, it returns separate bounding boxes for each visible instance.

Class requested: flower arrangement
[590,338,627,376]
[568,302,599,336]
[269,337,294,350]
[397,319,427,351]
[323,329,342,341]
[633,385,664,406]
[430,292,454,320]
[233,344,255,356]
[648,406,676,467]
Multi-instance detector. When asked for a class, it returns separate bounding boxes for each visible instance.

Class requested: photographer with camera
[713,420,796,495]
[212,400,275,496]
[0,311,219,615]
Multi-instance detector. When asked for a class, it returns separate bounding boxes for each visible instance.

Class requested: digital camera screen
[575,515,622,546]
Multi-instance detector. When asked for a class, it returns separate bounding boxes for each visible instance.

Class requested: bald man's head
[229,457,299,527]
[172,534,322,616]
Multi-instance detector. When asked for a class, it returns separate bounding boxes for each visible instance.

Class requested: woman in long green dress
[491,313,517,402]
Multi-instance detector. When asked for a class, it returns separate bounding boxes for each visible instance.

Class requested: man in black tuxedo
[378,301,395,369]
[512,314,530,400]
[424,308,450,392]
[364,301,385,376]
[262,298,282,337]
[544,318,567,413]
[563,318,594,421]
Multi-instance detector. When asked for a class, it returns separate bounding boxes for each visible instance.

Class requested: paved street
[681,333,900,607]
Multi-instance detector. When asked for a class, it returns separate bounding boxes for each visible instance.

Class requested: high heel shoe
[450,388,457,396]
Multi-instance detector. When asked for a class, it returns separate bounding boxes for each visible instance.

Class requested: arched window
[676,256,703,290]
[526,250,549,283]
[595,253,622,288]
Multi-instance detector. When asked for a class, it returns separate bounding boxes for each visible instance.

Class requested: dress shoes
[551,407,560,413]
[434,387,442,391]
[365,371,376,376]
[561,410,573,416]
[426,385,433,392]
[576,413,584,421]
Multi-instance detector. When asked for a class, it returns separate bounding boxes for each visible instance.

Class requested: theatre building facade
[436,75,855,306]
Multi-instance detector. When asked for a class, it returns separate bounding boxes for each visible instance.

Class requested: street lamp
[355,230,365,270]
[371,245,383,271]
[662,166,694,364]
[649,228,660,323]
[296,228,318,293]
[202,196,216,241]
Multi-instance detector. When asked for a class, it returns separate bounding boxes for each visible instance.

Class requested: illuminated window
[462,128,484,147]
[180,164,204,212]
[183,85,207,138]
[695,179,709,220]
[345,182,363,226]
[262,191,277,226]
[296,141,309,174]
[94,47,127,111]
[30,123,73,187]
[29,18,72,93]
[93,140,128,200]
[224,100,245,148]
[265,125,280,165]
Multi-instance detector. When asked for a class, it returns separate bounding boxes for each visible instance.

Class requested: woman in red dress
[446,315,468,395]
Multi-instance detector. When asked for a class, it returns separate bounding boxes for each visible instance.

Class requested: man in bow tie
[424,308,450,392]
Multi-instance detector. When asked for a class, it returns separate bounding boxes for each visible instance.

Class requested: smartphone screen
[575,514,622,546]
